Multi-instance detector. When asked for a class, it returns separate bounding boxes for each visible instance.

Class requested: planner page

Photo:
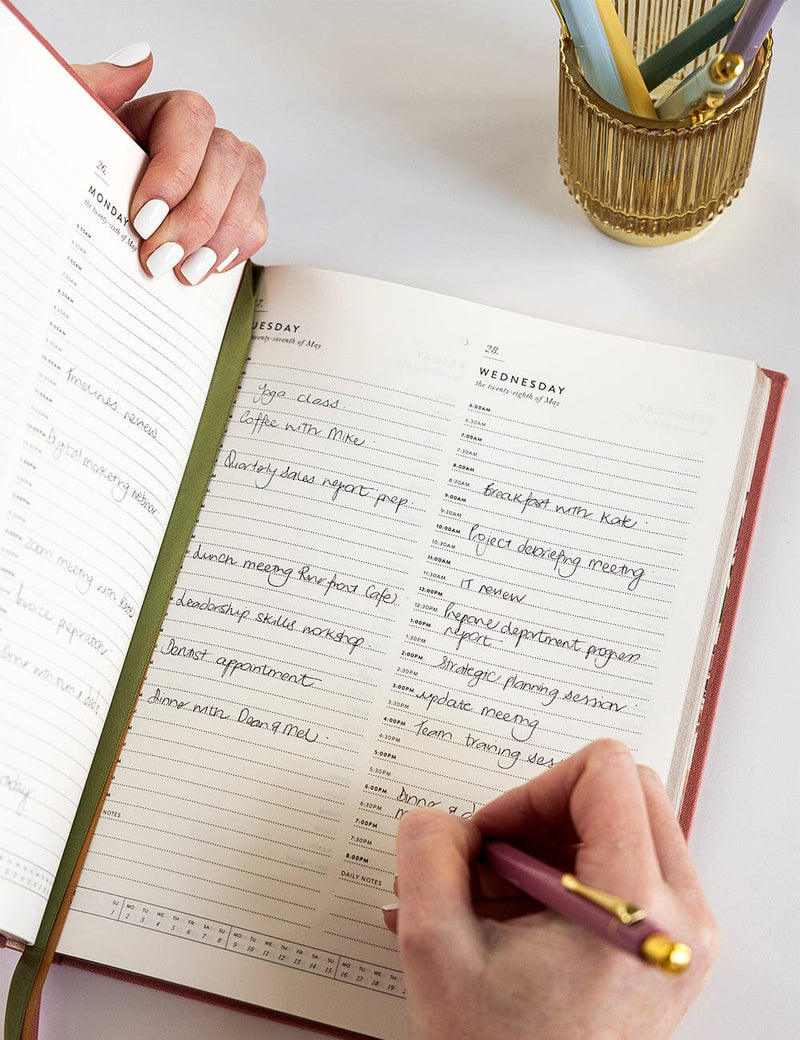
[59,267,765,1039]
[0,4,240,944]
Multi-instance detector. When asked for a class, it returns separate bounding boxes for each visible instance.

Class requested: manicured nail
[381,903,399,912]
[181,247,217,286]
[104,42,151,67]
[133,199,170,240]
[216,248,240,272]
[145,242,184,279]
[132,197,170,240]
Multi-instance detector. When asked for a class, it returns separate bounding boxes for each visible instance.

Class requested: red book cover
[678,368,786,835]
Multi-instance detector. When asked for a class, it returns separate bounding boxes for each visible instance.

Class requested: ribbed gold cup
[557,2,773,245]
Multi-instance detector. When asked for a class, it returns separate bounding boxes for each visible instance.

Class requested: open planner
[0,2,785,1038]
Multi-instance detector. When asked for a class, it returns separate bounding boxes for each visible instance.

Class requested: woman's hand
[384,740,718,1040]
[73,43,267,284]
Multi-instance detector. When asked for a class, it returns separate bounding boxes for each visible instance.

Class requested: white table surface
[2,2,798,1038]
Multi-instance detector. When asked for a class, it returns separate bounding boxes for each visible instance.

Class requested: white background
[2,2,798,1038]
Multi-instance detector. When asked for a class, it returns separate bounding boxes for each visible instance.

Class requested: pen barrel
[726,0,786,66]
[485,842,658,958]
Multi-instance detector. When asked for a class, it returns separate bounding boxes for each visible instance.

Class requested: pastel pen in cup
[721,0,787,99]
[638,0,744,92]
[594,0,658,118]
[555,0,631,112]
[655,51,745,121]
[724,0,787,67]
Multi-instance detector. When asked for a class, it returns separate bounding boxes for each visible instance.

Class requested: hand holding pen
[383,741,718,1040]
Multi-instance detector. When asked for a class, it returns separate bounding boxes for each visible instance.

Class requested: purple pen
[724,0,787,66]
[485,841,692,973]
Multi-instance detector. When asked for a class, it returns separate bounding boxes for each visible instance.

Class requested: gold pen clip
[561,874,647,925]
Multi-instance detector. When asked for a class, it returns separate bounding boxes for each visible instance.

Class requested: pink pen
[485,841,692,973]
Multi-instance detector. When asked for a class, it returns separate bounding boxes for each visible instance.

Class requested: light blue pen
[655,51,745,121]
[556,0,630,112]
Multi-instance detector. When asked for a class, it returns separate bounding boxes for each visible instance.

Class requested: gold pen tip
[640,934,693,974]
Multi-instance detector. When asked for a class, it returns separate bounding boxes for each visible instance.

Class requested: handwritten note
[59,268,762,1040]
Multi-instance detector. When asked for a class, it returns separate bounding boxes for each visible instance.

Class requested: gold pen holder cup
[557,2,773,244]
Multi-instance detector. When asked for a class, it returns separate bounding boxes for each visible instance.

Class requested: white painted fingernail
[216,248,240,272]
[133,199,170,240]
[104,42,151,67]
[181,247,217,286]
[381,903,399,912]
[145,242,184,279]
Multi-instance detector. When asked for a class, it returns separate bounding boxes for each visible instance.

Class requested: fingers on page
[127,96,267,283]
[380,903,399,934]
[392,810,484,987]
[179,147,268,284]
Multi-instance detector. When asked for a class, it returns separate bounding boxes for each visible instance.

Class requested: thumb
[72,43,153,112]
[394,810,484,990]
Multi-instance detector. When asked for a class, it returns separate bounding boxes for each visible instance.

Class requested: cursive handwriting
[215,654,320,686]
[393,783,476,821]
[301,622,365,656]
[320,476,408,513]
[459,575,527,603]
[15,583,109,656]
[191,542,239,567]
[1,641,103,714]
[483,482,549,515]
[160,636,208,661]
[65,366,118,411]
[0,772,33,814]
[236,707,319,742]
[174,588,251,624]
[466,523,645,590]
[251,383,340,410]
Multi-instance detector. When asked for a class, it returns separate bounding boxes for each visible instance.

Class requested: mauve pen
[485,841,692,973]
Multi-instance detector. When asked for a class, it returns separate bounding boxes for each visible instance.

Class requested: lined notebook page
[0,6,239,944]
[60,268,763,1040]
